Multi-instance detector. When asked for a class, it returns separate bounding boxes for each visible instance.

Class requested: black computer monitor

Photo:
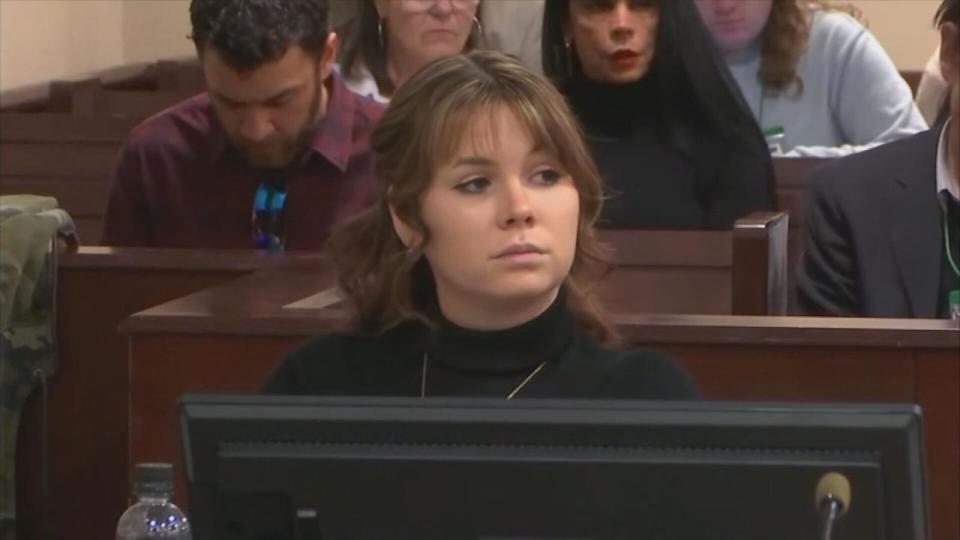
[179,395,928,540]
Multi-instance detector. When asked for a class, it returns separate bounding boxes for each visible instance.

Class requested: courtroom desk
[623,313,960,540]
[597,211,788,315]
[15,247,325,540]
[123,274,959,540]
[901,69,922,97]
[773,157,827,235]
[772,157,832,313]
[772,158,827,266]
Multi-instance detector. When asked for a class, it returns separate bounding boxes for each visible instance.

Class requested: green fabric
[0,194,75,531]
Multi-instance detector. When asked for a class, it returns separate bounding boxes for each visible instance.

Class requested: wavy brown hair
[760,0,862,95]
[326,50,616,343]
[339,0,484,97]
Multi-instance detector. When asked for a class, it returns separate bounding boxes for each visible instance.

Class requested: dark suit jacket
[796,127,945,317]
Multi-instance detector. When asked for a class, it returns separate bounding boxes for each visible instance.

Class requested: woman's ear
[388,204,423,249]
[374,0,389,19]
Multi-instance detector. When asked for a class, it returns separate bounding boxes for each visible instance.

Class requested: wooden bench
[772,157,833,310]
[119,265,959,540]
[598,211,789,315]
[0,113,139,243]
[67,83,196,117]
[14,248,327,540]
[40,61,203,114]
[149,59,205,94]
[900,69,923,98]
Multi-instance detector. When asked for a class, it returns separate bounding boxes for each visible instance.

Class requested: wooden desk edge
[59,246,326,271]
[121,306,960,349]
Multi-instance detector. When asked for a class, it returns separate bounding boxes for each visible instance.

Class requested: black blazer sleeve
[795,171,861,316]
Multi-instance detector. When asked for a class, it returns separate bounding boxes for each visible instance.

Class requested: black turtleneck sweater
[564,77,772,229]
[262,296,697,399]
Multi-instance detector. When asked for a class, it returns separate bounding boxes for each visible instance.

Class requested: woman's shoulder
[283,328,380,364]
[261,322,425,395]
[583,342,699,400]
[808,8,869,46]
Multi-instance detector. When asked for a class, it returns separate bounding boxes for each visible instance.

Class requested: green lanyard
[944,200,960,278]
[757,93,784,139]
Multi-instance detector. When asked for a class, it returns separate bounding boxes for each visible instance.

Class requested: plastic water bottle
[116,463,192,540]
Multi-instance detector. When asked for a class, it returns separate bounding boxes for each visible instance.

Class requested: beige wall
[0,0,125,94]
[0,0,193,104]
[0,0,947,104]
[122,0,193,65]
[851,0,942,72]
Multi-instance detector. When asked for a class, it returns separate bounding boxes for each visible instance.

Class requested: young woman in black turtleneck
[542,0,774,229]
[263,51,696,400]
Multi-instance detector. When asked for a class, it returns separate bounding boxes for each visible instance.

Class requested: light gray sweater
[726,10,927,157]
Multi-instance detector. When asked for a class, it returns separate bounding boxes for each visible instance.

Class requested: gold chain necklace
[419,353,548,399]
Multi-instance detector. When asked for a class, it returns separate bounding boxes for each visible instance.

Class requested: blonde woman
[264,51,696,399]
[338,0,482,102]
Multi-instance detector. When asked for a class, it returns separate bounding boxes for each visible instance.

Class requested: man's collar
[207,71,355,173]
[304,71,354,173]
[936,119,959,201]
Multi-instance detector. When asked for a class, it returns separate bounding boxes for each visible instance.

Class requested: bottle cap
[133,462,174,496]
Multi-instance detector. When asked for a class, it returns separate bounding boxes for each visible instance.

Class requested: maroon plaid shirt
[101,72,384,250]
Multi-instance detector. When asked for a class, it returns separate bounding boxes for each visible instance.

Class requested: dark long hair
[542,0,773,170]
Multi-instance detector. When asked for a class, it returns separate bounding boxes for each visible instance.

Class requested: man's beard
[237,74,322,169]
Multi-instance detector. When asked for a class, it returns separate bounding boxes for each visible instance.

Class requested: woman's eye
[454,177,491,193]
[532,169,563,185]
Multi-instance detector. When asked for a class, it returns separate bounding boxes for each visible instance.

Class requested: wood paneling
[14,248,323,540]
[119,266,958,540]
